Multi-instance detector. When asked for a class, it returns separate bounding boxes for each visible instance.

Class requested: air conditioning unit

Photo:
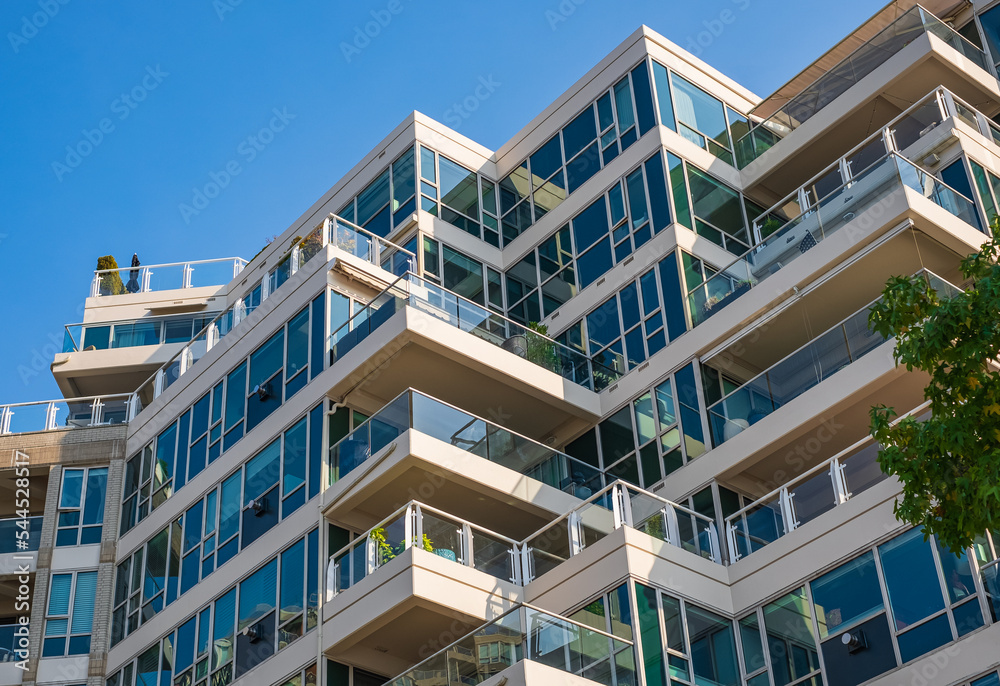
[241,624,260,643]
[254,382,271,401]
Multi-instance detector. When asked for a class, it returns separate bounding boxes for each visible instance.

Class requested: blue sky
[0,0,886,404]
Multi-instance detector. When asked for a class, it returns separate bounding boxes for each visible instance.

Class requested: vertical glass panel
[212,588,236,671]
[249,331,285,391]
[935,538,977,605]
[667,153,691,229]
[563,107,598,160]
[391,147,415,208]
[60,469,84,508]
[439,156,479,220]
[686,604,738,686]
[144,528,170,603]
[572,196,610,253]
[738,614,766,677]
[244,438,280,503]
[225,363,247,431]
[218,473,242,543]
[672,74,729,148]
[283,418,308,497]
[651,61,675,130]
[631,61,656,135]
[810,551,884,638]
[356,169,390,226]
[633,393,656,445]
[599,407,634,466]
[419,146,436,182]
[878,528,946,630]
[626,168,650,229]
[442,245,485,305]
[635,583,666,686]
[763,588,820,686]
[614,76,635,134]
[286,307,309,380]
[280,539,305,621]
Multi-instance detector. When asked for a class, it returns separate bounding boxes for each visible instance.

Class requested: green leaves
[870,223,1000,555]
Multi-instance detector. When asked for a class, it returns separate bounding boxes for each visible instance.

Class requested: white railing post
[611,483,633,529]
[127,393,139,421]
[91,398,104,426]
[778,487,799,534]
[182,263,193,289]
[0,407,11,435]
[510,545,522,585]
[366,533,377,574]
[44,402,58,431]
[414,504,424,549]
[567,511,584,556]
[830,458,852,504]
[233,259,245,278]
[179,346,192,376]
[233,300,245,327]
[154,369,165,398]
[940,89,958,122]
[726,520,742,563]
[664,506,681,549]
[261,275,271,302]
[141,268,152,293]
[206,323,219,351]
[404,504,416,550]
[90,273,102,298]
[706,522,722,564]
[519,545,534,584]
[371,237,381,266]
[290,246,300,276]
[325,559,337,602]
[462,523,473,568]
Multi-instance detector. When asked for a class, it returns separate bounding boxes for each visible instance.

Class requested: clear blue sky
[0,0,886,405]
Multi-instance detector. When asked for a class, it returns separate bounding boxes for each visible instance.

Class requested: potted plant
[759,217,784,240]
[96,255,125,296]
[525,322,560,372]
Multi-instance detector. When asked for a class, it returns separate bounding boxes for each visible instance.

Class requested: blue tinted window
[573,197,609,252]
[879,528,946,630]
[577,238,613,289]
[631,61,656,136]
[531,134,563,182]
[563,107,597,160]
[566,142,601,193]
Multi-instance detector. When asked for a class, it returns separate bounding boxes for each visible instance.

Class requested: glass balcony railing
[0,622,24,663]
[383,604,635,686]
[326,501,521,600]
[128,215,414,414]
[523,481,722,578]
[63,313,221,353]
[706,271,959,447]
[725,401,930,561]
[330,272,616,391]
[90,257,248,298]
[735,5,989,168]
[0,516,43,554]
[0,394,133,435]
[687,152,977,327]
[329,389,604,498]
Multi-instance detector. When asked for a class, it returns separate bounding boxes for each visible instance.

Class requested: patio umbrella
[125,253,141,293]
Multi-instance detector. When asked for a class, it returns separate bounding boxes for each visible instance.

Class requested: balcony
[736,6,988,169]
[89,256,247,299]
[0,516,42,555]
[737,6,999,200]
[126,215,413,413]
[687,151,977,329]
[721,405,923,561]
[331,272,615,391]
[0,394,132,435]
[522,481,722,577]
[382,604,635,686]
[704,270,958,448]
[325,389,603,534]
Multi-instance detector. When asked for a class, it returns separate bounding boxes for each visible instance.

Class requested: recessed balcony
[736,4,1000,198]
[323,389,602,536]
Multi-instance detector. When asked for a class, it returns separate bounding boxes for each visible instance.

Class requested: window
[56,467,106,546]
[120,294,327,536]
[634,581,739,686]
[108,531,319,686]
[565,361,707,487]
[417,146,499,246]
[43,570,97,657]
[498,60,656,246]
[420,237,498,311]
[505,152,672,322]
[338,147,416,238]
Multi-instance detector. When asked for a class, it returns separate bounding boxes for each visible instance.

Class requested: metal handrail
[724,399,931,527]
[92,256,248,276]
[706,269,957,411]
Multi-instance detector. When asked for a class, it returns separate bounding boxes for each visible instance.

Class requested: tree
[96,255,125,295]
[868,226,1000,554]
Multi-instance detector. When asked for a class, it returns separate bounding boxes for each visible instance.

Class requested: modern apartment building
[5,2,1000,686]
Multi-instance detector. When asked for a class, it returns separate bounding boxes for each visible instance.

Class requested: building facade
[4,2,1000,686]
